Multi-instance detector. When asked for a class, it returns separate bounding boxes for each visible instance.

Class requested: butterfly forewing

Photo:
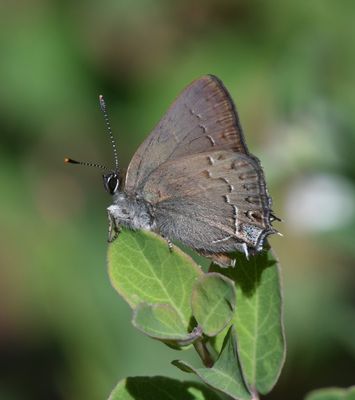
[125,75,248,195]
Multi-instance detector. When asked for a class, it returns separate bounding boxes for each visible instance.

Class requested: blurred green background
[1,1,355,399]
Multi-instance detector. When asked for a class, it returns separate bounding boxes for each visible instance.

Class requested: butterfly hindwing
[141,150,273,262]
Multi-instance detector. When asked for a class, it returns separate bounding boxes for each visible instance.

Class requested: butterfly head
[103,172,120,195]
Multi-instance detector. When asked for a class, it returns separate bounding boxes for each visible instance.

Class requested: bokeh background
[1,1,355,399]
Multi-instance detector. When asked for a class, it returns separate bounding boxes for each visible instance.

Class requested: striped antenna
[99,95,119,173]
[64,157,110,171]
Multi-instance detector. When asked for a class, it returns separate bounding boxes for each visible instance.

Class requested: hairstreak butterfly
[65,75,280,266]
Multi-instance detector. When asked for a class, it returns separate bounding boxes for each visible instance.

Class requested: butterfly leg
[242,242,249,260]
[107,210,121,242]
[166,238,174,252]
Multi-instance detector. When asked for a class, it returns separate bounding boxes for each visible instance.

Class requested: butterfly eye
[103,173,119,195]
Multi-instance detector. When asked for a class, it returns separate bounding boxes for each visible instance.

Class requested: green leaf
[305,387,355,400]
[109,376,223,400]
[192,273,236,336]
[211,249,285,395]
[132,303,202,345]
[173,326,252,400]
[108,229,203,344]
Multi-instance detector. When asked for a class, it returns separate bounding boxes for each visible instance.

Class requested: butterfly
[65,75,280,266]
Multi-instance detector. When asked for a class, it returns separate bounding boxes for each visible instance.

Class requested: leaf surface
[133,303,202,345]
[305,387,355,400]
[211,250,285,394]
[109,376,223,400]
[108,229,203,343]
[192,273,236,336]
[173,327,252,400]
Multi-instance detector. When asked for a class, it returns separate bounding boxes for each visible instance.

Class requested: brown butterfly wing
[125,75,248,195]
[142,150,274,263]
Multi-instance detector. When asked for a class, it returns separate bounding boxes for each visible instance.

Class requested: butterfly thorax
[107,191,156,231]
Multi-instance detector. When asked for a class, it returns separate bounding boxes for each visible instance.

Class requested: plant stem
[251,387,260,400]
[193,340,214,367]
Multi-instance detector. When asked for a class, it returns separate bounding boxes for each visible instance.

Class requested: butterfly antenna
[99,95,119,173]
[64,157,110,171]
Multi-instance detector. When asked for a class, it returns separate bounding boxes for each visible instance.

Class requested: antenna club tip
[64,157,80,165]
